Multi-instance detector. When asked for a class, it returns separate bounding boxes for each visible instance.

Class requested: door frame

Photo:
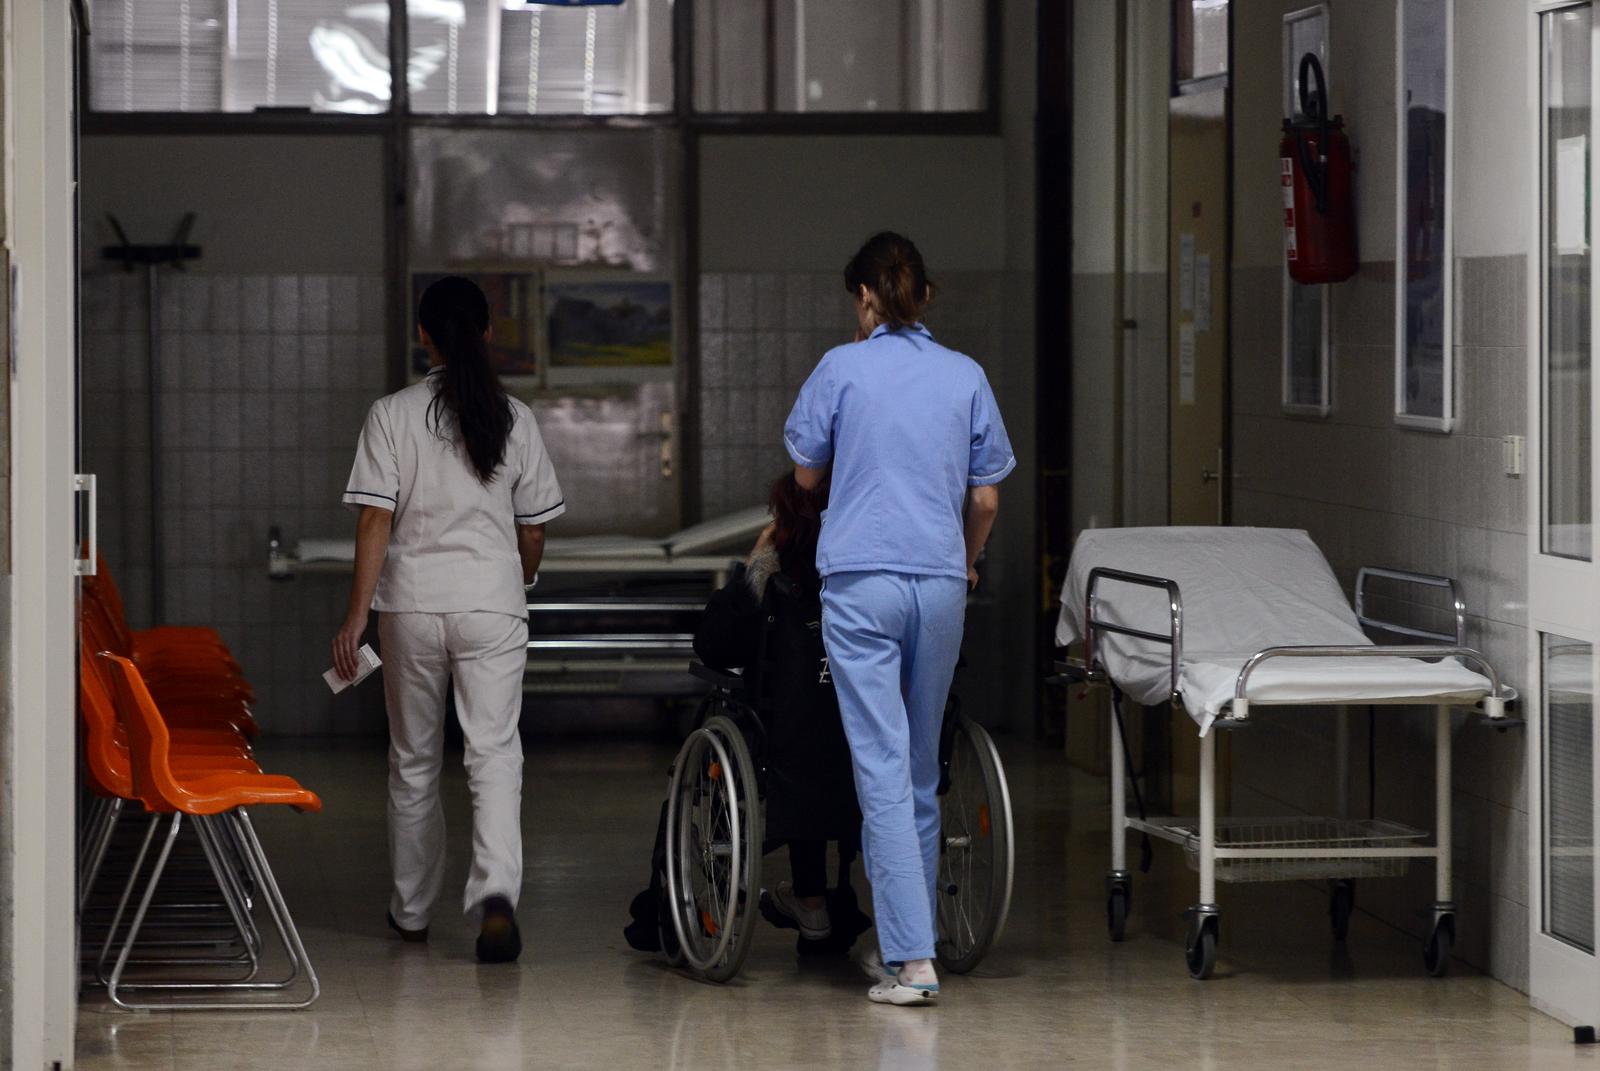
[9,0,82,1064]
[1527,0,1600,1028]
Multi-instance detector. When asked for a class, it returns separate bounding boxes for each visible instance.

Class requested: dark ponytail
[418,276,514,484]
[843,231,934,330]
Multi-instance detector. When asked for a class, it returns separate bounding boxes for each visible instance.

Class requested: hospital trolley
[1051,527,1519,980]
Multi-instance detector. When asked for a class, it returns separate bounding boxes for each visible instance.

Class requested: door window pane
[1173,0,1228,84]
[407,127,670,270]
[89,0,392,113]
[1545,634,1595,952]
[1396,0,1451,427]
[1543,4,1593,560]
[694,0,987,113]
[408,0,671,115]
[1282,5,1329,413]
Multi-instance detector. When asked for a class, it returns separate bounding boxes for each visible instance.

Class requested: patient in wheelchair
[624,472,870,956]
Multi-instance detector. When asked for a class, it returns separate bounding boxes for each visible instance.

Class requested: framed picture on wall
[409,271,540,378]
[543,275,673,369]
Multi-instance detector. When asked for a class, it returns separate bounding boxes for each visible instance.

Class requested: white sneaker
[771,882,831,940]
[868,958,939,1006]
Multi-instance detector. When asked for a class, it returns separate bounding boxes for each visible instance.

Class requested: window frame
[1281,3,1332,418]
[79,0,1003,134]
[1392,0,1456,433]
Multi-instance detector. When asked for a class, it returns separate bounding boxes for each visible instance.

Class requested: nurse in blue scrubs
[783,231,1014,1005]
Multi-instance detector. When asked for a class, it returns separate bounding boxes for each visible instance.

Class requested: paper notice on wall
[1558,135,1588,254]
[1194,253,1212,332]
[1179,323,1196,406]
[1179,233,1196,312]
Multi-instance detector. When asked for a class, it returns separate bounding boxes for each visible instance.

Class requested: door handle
[658,411,673,479]
[1201,448,1225,525]
[73,473,97,576]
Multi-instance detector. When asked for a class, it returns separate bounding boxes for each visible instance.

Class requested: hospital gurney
[267,507,771,688]
[1050,527,1517,980]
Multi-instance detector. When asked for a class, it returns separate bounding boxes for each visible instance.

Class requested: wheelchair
[657,662,1016,983]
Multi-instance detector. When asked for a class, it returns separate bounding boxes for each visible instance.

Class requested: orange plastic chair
[81,608,260,737]
[85,553,236,662]
[82,588,255,703]
[97,653,321,1010]
[77,644,258,913]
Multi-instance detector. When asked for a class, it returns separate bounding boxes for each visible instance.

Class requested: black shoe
[388,912,429,944]
[476,895,522,963]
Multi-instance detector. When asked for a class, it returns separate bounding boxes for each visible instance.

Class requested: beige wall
[698,134,1009,272]
[80,135,386,274]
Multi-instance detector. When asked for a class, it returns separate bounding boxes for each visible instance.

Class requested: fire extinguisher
[1280,53,1357,284]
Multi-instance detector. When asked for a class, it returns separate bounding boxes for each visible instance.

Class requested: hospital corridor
[3,0,1600,1068]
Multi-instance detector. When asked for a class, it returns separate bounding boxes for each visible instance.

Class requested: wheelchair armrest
[690,662,747,693]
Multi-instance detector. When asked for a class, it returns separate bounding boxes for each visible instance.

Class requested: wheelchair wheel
[663,715,762,982]
[935,715,1015,974]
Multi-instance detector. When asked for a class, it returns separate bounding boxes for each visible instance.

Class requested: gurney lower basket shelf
[1149,816,1428,883]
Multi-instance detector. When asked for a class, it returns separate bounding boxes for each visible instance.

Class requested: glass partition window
[89,1,998,117]
[1394,0,1453,430]
[89,0,393,113]
[1282,5,1330,415]
[408,0,672,115]
[408,127,669,270]
[1543,4,1594,561]
[693,0,988,113]
[1544,634,1595,952]
[1173,0,1228,85]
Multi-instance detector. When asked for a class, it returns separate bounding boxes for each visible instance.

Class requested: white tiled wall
[82,269,390,736]
[1228,254,1531,989]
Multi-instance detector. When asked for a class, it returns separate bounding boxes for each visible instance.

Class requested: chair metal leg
[96,809,319,1010]
[94,811,164,986]
[106,813,185,1006]
[79,798,125,913]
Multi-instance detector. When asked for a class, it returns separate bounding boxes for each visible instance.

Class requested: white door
[1530,0,1600,1027]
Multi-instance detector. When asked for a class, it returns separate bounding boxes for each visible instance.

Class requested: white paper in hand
[325,644,382,694]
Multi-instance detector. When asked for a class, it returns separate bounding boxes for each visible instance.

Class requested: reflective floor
[76,737,1586,1070]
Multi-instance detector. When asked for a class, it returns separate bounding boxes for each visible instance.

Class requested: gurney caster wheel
[1185,917,1217,980]
[1106,880,1129,943]
[1329,880,1354,944]
[1424,914,1454,978]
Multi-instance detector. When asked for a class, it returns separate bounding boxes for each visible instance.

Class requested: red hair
[769,471,829,582]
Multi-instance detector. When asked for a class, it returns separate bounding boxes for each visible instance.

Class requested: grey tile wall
[82,270,389,737]
[1227,254,1530,990]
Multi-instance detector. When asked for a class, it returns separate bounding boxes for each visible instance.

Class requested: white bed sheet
[1056,527,1493,734]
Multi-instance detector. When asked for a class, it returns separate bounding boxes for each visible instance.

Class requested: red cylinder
[1280,117,1357,285]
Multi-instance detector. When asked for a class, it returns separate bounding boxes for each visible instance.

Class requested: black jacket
[693,553,861,842]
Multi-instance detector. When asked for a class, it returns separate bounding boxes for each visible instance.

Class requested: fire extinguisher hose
[1296,52,1332,216]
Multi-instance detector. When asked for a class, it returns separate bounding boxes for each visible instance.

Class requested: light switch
[1502,435,1525,477]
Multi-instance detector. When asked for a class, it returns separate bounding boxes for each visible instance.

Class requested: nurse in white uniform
[332,275,564,964]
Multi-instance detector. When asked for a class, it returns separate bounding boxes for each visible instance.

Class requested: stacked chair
[79,558,322,1010]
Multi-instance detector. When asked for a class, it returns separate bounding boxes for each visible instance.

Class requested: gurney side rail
[1229,644,1507,722]
[1084,567,1183,706]
[1354,567,1466,645]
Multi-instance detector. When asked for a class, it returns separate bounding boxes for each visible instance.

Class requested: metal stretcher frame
[268,537,740,682]
[1057,564,1517,980]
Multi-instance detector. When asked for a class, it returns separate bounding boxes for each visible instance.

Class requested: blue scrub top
[783,322,1015,581]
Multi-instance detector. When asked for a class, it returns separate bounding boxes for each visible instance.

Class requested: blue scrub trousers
[821,571,967,963]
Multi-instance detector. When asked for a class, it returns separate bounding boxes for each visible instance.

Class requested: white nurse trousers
[379,610,529,929]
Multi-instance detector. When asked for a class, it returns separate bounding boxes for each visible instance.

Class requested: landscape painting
[546,279,672,368]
